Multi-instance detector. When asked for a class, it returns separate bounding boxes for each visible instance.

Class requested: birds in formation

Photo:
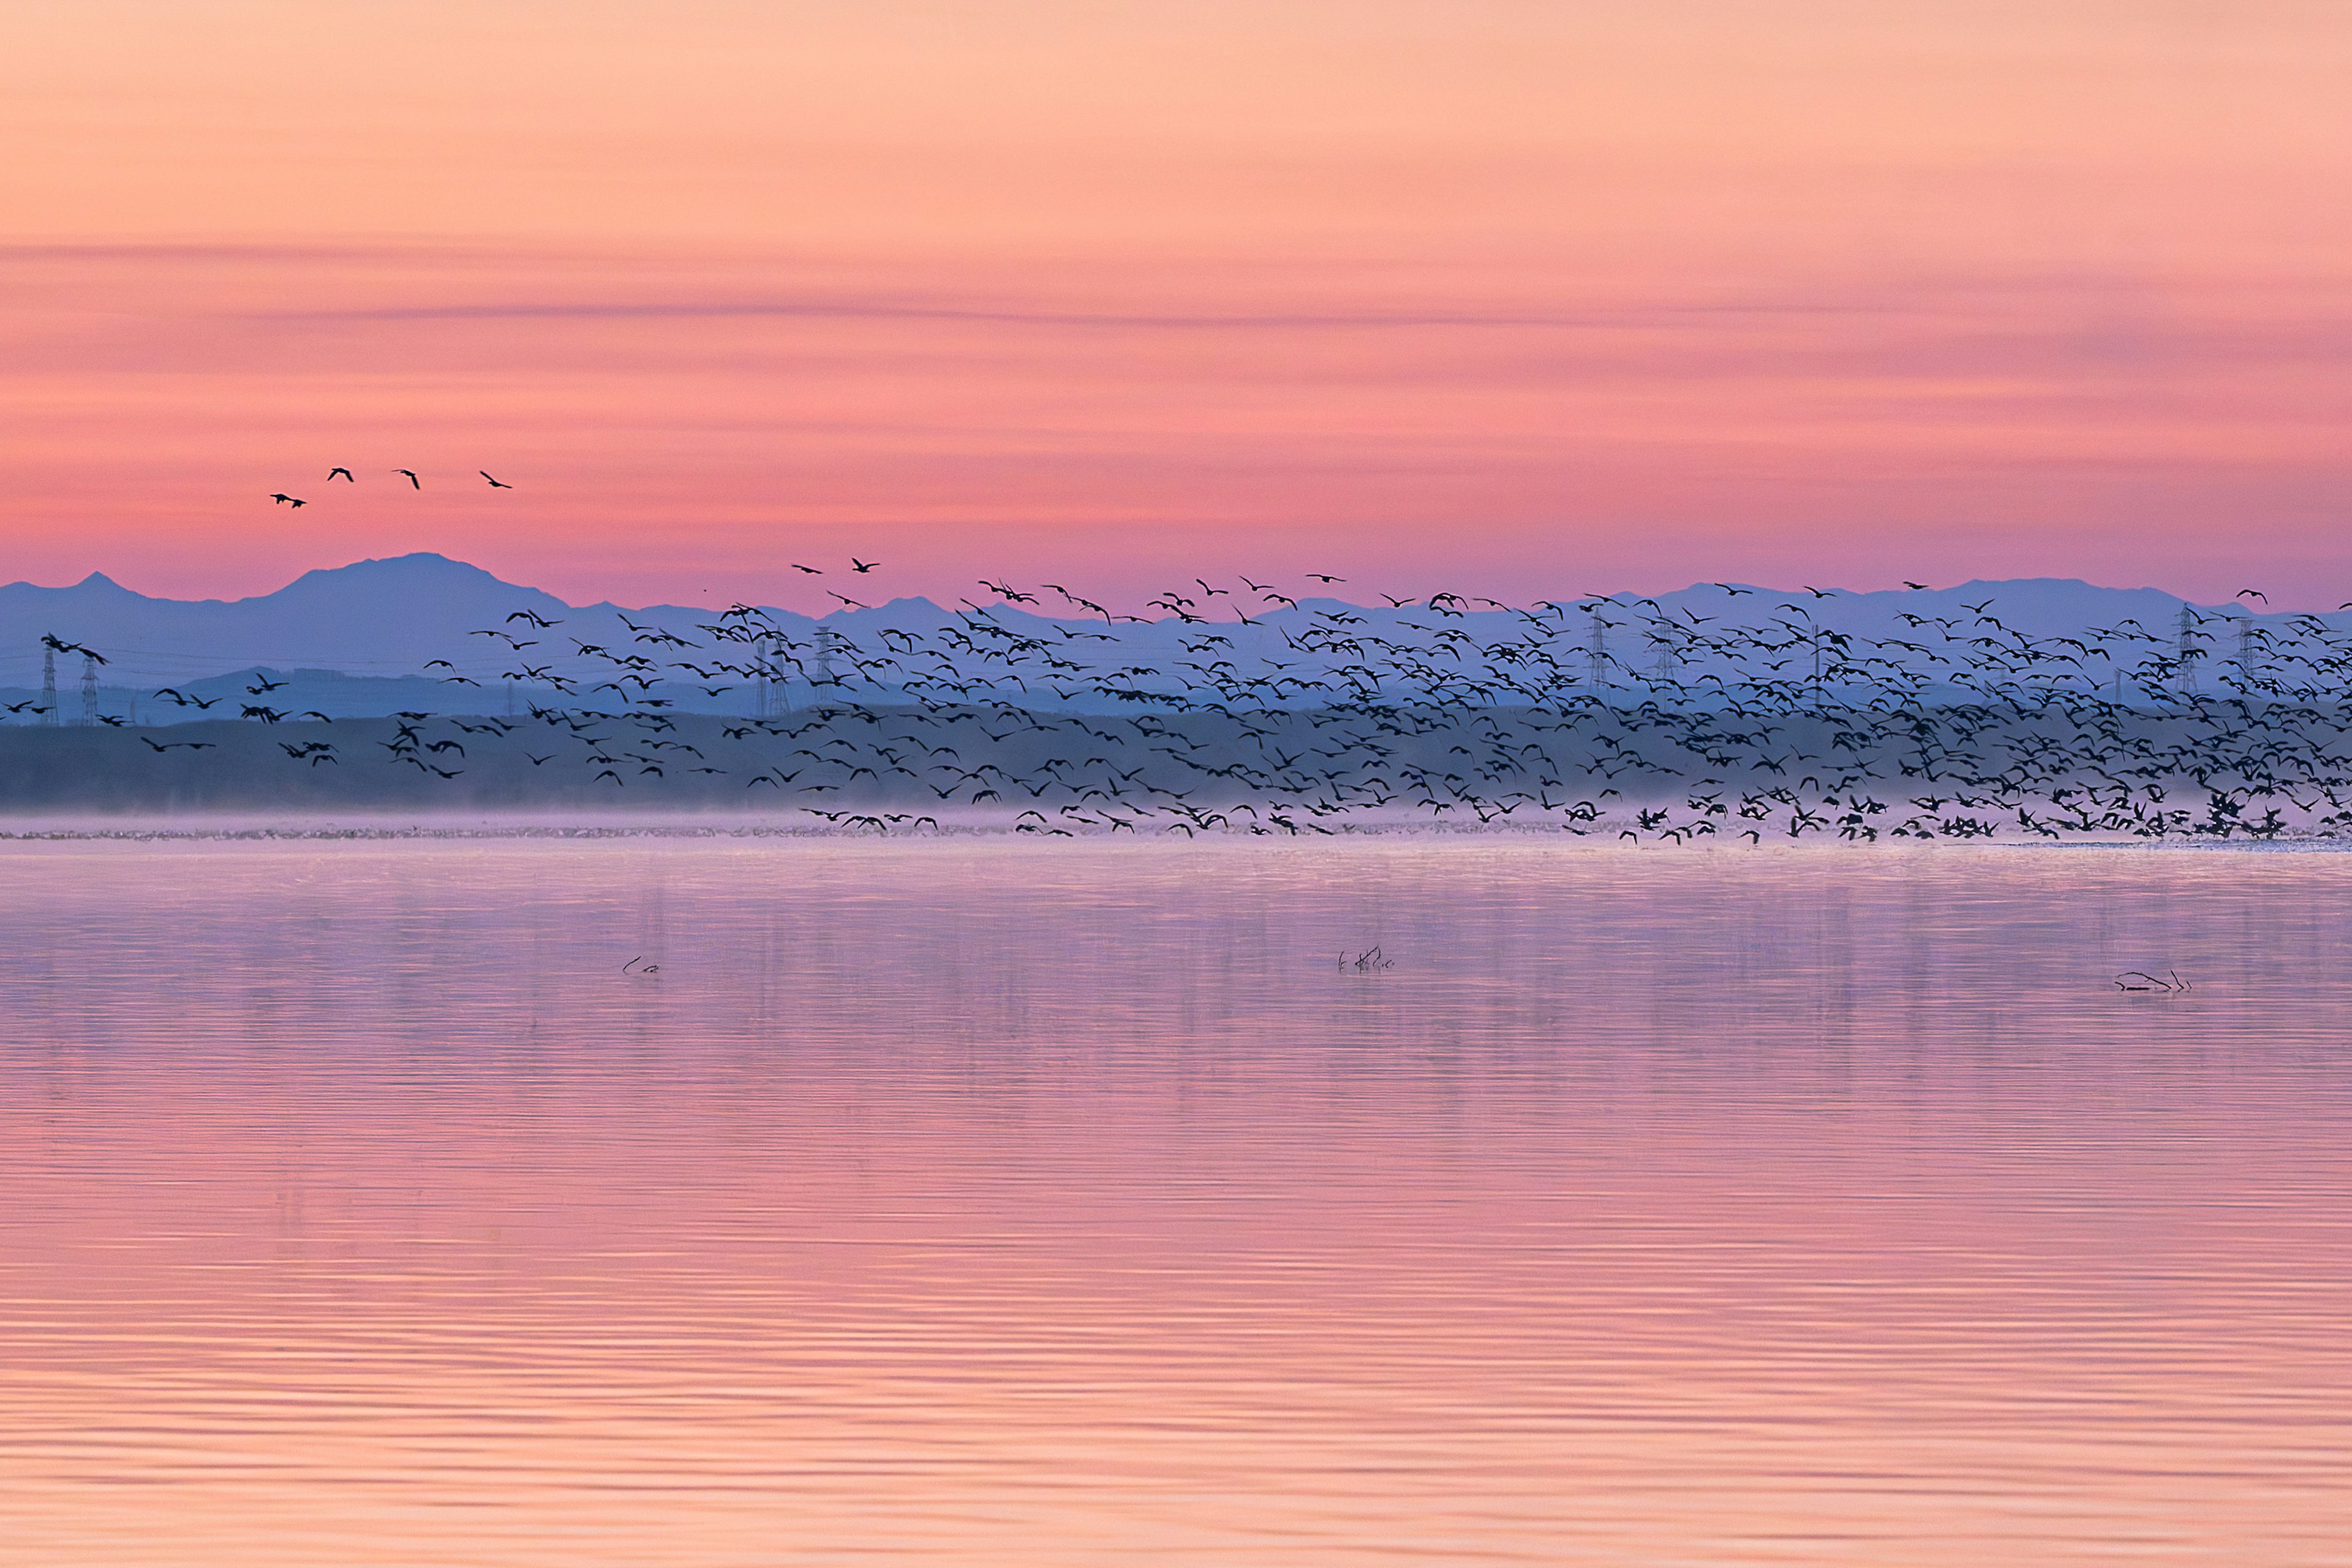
[37,571,2352,842]
[265,467,511,509]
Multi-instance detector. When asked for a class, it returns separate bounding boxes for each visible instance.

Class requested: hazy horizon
[0,546,2312,618]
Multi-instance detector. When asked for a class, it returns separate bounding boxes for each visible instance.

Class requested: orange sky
[5,1,2351,608]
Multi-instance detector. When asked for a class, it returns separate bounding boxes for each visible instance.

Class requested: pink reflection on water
[2,840,2350,1564]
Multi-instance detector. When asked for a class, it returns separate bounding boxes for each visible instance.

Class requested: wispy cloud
[254,295,1879,332]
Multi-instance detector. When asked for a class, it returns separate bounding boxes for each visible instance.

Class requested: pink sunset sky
[5,1,2350,611]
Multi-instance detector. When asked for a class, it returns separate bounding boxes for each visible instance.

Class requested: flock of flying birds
[54,548,2352,841]
[267,467,514,509]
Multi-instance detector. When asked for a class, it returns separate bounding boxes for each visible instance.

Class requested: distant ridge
[0,552,2283,722]
[0,552,2266,666]
[1,554,587,672]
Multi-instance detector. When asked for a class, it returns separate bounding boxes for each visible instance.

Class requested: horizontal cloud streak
[256,297,1893,331]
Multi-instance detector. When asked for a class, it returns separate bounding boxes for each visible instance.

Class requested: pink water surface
[2,839,2349,1564]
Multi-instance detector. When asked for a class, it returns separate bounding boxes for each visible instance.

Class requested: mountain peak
[279,551,503,586]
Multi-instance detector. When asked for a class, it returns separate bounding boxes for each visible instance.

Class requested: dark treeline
[9,688,2352,840]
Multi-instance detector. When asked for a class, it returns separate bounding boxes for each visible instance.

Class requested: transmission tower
[78,652,97,726]
[1587,614,1608,690]
[39,647,57,725]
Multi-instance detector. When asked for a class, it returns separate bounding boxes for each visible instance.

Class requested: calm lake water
[2,839,2350,1565]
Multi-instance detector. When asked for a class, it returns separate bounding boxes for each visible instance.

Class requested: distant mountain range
[0,551,2276,723]
[2,554,620,675]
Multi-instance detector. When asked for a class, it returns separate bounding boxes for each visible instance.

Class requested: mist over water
[3,840,2350,1565]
